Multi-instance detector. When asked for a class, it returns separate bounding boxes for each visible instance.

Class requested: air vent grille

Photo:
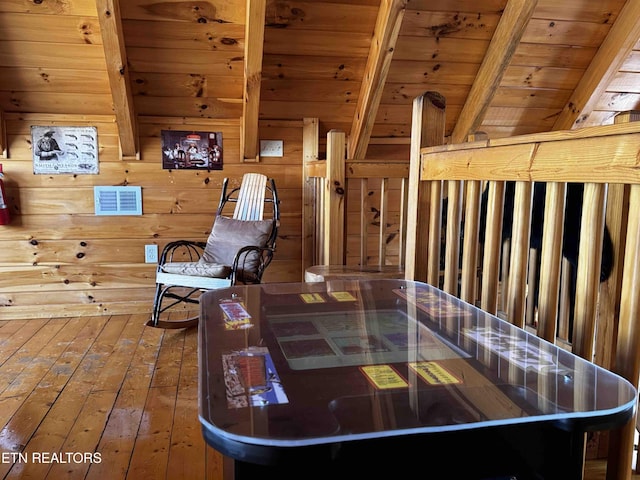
[94,186,142,216]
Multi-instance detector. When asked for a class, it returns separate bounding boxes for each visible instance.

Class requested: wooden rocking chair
[148,173,279,329]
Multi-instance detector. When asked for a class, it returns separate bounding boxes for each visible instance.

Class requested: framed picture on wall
[161,130,223,170]
[31,126,99,175]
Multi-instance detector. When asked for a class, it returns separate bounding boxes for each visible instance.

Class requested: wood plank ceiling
[1,0,639,159]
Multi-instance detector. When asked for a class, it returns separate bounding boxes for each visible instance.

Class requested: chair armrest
[231,246,275,285]
[158,240,207,265]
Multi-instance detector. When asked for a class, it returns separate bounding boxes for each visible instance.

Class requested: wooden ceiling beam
[553,0,640,130]
[96,0,139,159]
[242,0,266,162]
[451,0,538,144]
[347,0,406,160]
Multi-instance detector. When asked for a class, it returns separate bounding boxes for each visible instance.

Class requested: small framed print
[32,126,98,175]
[161,130,223,170]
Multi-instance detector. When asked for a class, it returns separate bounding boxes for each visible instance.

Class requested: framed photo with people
[160,130,223,170]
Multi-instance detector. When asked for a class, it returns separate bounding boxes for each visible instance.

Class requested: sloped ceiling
[1,0,640,160]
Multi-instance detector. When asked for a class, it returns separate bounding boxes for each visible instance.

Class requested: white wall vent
[94,186,142,216]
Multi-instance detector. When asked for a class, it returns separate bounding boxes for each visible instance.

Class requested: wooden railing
[406,92,640,480]
[302,99,640,478]
[302,128,409,272]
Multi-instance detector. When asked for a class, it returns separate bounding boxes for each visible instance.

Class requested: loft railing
[302,128,409,272]
[406,92,640,479]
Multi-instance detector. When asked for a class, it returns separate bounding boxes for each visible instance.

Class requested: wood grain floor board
[126,384,177,480]
[1,317,108,478]
[0,319,67,392]
[166,327,205,480]
[46,389,118,480]
[0,321,29,346]
[1,317,87,400]
[0,314,634,480]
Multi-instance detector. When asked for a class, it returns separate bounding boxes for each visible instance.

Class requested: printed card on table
[462,326,563,373]
[279,338,337,359]
[329,291,357,302]
[222,347,289,409]
[270,320,320,337]
[393,288,472,318]
[333,335,390,355]
[300,293,325,303]
[360,365,408,390]
[408,361,461,385]
[219,300,253,330]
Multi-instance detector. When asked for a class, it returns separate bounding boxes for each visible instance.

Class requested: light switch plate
[259,140,284,157]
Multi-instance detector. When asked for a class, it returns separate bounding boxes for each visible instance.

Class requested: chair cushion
[201,216,273,275]
[161,261,231,278]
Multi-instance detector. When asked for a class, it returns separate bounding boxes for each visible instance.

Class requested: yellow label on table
[329,291,357,302]
[360,365,408,389]
[409,362,461,385]
[300,293,325,303]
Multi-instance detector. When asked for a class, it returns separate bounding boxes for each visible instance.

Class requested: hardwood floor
[0,314,636,480]
[0,313,222,480]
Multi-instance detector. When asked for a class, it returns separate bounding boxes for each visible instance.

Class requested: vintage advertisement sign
[32,126,98,175]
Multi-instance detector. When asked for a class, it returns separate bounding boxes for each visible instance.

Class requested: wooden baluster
[537,182,567,343]
[480,181,505,316]
[506,181,533,328]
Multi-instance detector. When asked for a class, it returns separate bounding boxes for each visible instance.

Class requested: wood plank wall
[0,114,303,320]
[345,177,405,265]
[304,136,409,268]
